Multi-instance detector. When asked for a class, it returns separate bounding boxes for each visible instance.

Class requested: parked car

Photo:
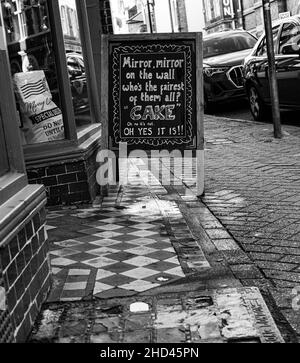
[244,15,300,121]
[203,30,257,112]
[66,52,89,115]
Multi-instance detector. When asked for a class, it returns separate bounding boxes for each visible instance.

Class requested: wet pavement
[29,288,283,344]
[45,159,210,303]
[28,117,300,343]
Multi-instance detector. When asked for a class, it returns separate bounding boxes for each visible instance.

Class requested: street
[208,98,300,137]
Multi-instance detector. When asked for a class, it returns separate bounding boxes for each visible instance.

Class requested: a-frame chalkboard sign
[101,33,204,195]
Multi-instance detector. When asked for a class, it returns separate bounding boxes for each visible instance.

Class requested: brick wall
[0,273,14,343]
[27,150,100,206]
[240,1,281,34]
[0,206,51,342]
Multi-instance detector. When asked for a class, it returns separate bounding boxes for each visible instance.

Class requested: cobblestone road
[200,116,300,337]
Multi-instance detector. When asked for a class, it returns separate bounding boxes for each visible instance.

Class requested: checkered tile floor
[46,160,197,302]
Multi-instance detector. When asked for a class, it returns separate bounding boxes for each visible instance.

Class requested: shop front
[1,0,102,206]
[0,0,103,342]
[0,3,50,341]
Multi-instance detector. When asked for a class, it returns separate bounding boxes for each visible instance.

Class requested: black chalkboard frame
[101,32,204,154]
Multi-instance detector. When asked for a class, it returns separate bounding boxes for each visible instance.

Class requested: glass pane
[1,0,65,145]
[0,112,9,177]
[59,0,92,131]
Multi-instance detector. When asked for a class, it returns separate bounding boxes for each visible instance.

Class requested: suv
[203,30,257,112]
[66,52,89,115]
[244,15,300,121]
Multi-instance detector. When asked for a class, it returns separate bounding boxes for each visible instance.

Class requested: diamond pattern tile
[132,223,156,230]
[126,238,157,246]
[125,246,157,256]
[128,230,158,238]
[94,282,113,295]
[51,257,76,267]
[54,240,84,248]
[122,267,159,279]
[83,257,117,268]
[96,270,115,281]
[124,256,159,267]
[88,247,119,256]
[90,224,123,231]
[45,159,213,301]
[120,280,160,292]
[88,239,121,247]
[50,248,79,257]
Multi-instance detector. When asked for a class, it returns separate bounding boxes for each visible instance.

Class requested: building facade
[203,0,300,36]
[203,0,243,33]
[238,0,287,36]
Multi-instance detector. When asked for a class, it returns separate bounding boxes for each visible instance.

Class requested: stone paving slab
[28,287,284,343]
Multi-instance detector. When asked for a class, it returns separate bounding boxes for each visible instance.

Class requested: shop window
[1,0,99,157]
[59,0,92,132]
[1,0,66,145]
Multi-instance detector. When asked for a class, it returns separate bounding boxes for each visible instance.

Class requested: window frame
[255,24,281,57]
[0,112,9,177]
[0,48,27,205]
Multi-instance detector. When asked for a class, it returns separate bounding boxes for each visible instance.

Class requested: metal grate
[227,66,244,88]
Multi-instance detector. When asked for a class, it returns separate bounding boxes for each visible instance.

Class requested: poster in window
[13,70,65,144]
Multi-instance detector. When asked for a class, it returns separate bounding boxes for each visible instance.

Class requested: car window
[203,33,257,58]
[279,22,300,54]
[256,25,280,56]
[256,37,267,56]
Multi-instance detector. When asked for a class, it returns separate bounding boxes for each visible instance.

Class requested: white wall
[110,0,206,34]
[185,0,205,33]
[155,0,205,33]
[154,0,174,33]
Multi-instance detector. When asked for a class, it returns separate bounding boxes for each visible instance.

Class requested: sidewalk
[28,116,300,343]
[201,116,300,339]
[167,115,300,339]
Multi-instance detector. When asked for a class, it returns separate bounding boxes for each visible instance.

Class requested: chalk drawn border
[111,43,195,148]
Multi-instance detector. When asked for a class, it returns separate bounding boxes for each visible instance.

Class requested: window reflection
[1,0,65,145]
[59,0,92,131]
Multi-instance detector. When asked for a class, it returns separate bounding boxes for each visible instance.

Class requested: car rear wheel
[247,85,268,121]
